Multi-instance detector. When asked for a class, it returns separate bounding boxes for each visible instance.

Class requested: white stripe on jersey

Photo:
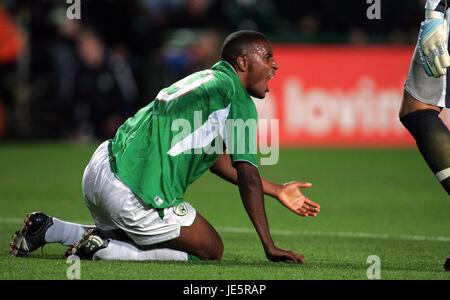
[167,104,231,156]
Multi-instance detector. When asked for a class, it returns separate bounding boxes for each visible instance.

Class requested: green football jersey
[108,61,259,209]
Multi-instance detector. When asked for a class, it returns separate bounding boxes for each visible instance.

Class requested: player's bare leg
[400,91,450,271]
[400,91,450,195]
[163,212,224,260]
[400,90,442,116]
[67,211,223,261]
[402,2,450,270]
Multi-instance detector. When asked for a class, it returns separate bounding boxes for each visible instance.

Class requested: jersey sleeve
[226,92,259,168]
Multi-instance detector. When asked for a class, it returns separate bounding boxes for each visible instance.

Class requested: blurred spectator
[161,28,221,82]
[189,29,222,72]
[62,27,138,141]
[0,0,432,140]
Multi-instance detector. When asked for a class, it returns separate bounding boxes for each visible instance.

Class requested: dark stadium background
[0,0,426,141]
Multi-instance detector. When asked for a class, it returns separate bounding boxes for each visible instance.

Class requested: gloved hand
[418,10,450,78]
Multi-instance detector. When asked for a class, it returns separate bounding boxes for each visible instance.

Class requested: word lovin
[183,284,266,297]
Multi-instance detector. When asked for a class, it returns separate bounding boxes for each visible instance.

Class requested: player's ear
[236,55,248,72]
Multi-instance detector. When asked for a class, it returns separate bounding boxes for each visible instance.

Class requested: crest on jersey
[173,203,188,216]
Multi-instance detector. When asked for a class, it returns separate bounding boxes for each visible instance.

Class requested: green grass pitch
[0,143,449,279]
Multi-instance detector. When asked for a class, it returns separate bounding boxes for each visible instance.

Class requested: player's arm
[210,154,320,216]
[234,161,305,263]
[425,0,447,12]
[419,0,450,77]
[210,153,279,197]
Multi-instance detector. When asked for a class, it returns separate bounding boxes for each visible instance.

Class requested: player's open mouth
[265,72,275,91]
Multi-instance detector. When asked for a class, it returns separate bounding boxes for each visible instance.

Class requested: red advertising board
[255,46,450,147]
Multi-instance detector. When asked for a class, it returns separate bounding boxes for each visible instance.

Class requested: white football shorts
[81,141,197,246]
[404,11,450,108]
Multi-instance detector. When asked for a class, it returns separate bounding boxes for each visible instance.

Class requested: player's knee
[400,109,440,136]
[399,111,410,129]
[399,90,420,118]
[400,90,442,119]
[215,239,224,260]
[199,237,224,261]
[208,239,224,261]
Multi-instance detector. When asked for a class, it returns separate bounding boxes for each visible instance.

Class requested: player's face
[245,41,278,99]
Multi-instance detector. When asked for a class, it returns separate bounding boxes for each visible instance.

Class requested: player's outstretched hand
[418,10,450,78]
[265,245,305,263]
[277,181,320,217]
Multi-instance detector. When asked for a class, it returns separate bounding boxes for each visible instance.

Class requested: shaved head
[220,30,270,68]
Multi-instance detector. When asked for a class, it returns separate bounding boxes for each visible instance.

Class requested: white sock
[44,218,93,246]
[94,239,189,261]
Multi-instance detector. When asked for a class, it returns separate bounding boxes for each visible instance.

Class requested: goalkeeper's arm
[425,0,447,12]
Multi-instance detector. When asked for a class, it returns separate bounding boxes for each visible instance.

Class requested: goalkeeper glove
[418,9,450,78]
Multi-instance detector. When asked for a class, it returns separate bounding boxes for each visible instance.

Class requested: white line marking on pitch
[218,227,450,242]
[1,217,449,242]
